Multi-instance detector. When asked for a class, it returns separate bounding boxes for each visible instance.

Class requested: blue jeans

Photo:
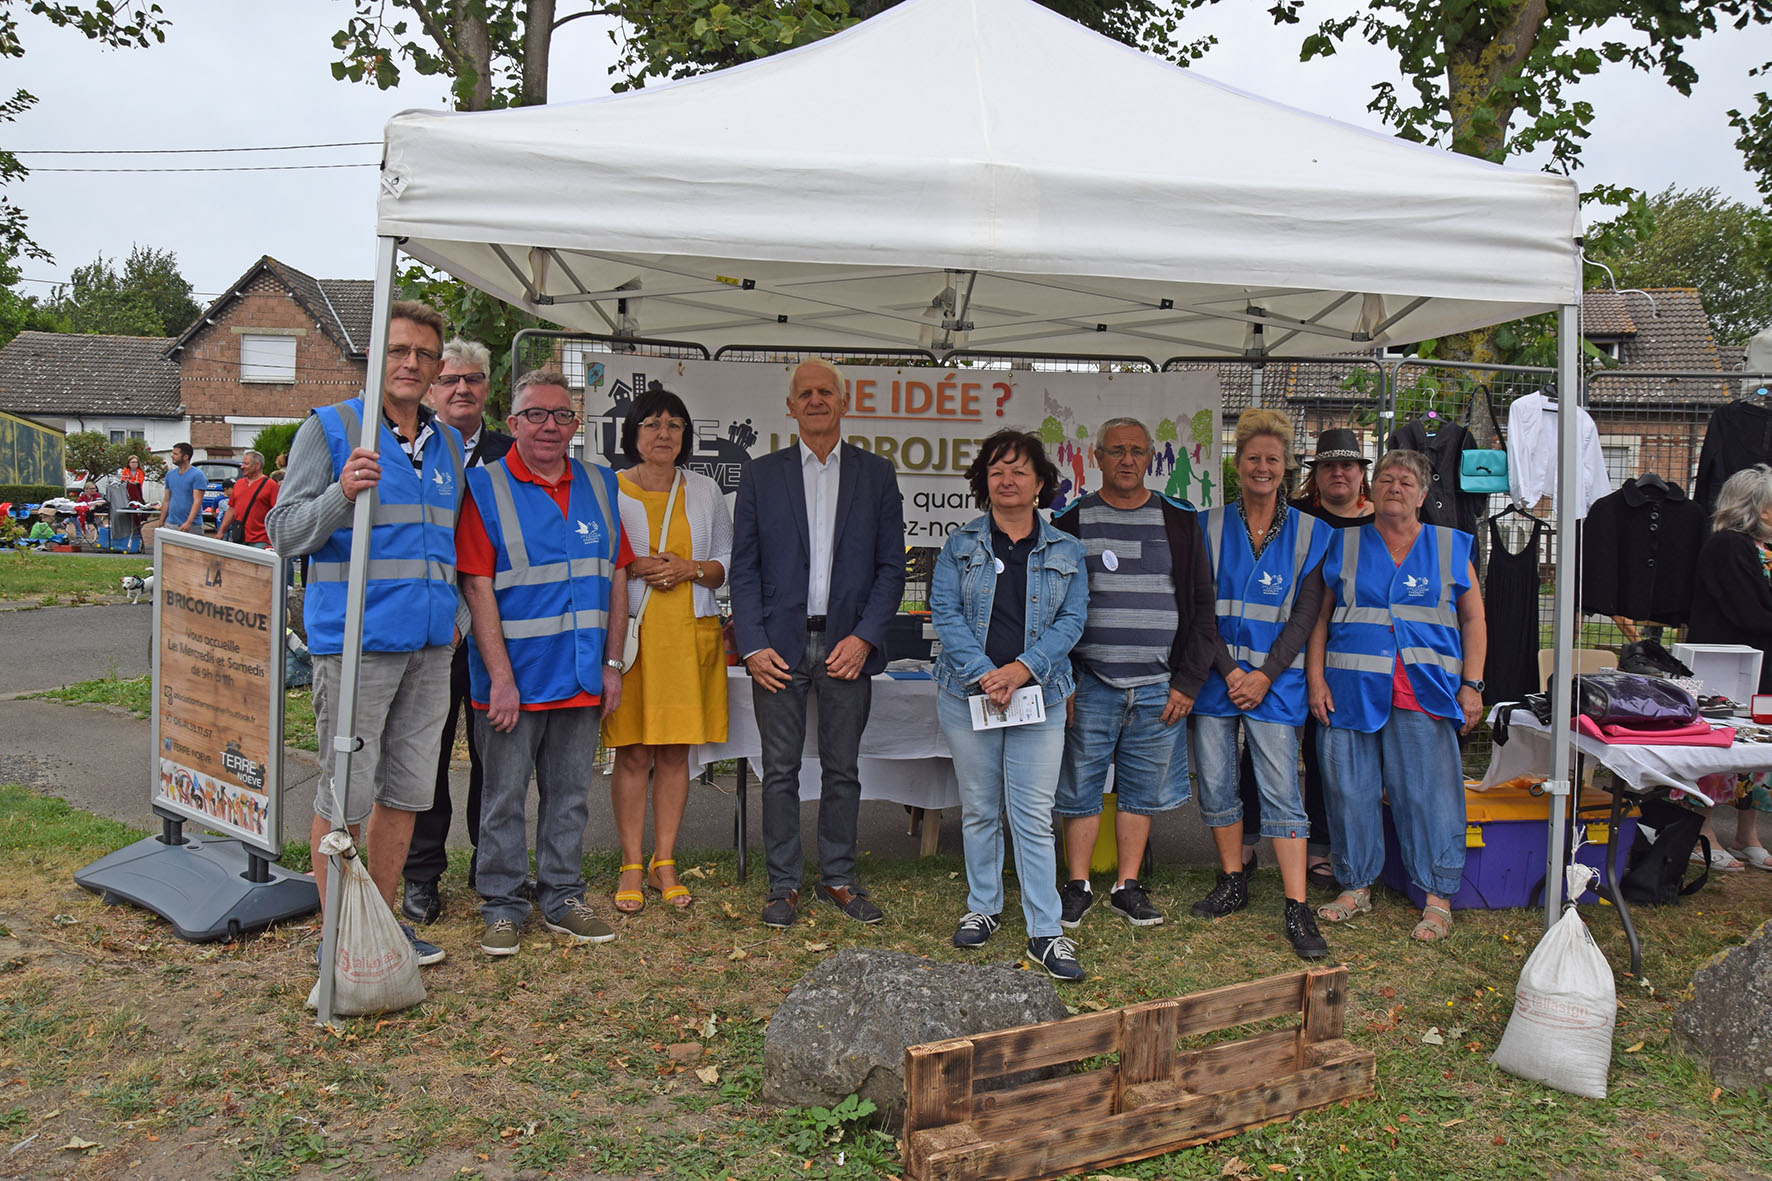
[1191,714,1307,838]
[937,688,1066,938]
[1055,669,1191,816]
[1317,708,1466,898]
[472,705,600,925]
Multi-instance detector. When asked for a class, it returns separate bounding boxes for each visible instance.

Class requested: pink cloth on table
[1575,715,1736,747]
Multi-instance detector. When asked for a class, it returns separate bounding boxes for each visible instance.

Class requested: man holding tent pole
[266,300,465,970]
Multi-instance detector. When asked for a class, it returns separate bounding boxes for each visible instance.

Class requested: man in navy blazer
[730,358,906,929]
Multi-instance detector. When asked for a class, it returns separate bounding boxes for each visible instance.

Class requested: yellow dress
[602,472,729,747]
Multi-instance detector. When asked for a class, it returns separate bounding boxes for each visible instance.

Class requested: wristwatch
[604,657,624,670]
[1461,678,1485,693]
[693,561,703,583]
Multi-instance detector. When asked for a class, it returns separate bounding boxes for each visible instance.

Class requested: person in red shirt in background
[218,450,279,547]
[456,367,633,959]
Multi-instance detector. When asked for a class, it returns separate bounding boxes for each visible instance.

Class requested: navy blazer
[729,441,906,677]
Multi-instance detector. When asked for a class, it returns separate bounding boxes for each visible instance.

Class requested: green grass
[0,781,1766,1180]
[0,548,151,604]
[35,674,319,750]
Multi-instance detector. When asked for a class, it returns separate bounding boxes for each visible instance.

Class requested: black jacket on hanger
[1579,476,1708,624]
[1695,399,1772,513]
[1386,419,1481,535]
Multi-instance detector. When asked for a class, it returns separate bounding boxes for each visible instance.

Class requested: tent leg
[1543,300,1583,930]
[316,235,403,1029]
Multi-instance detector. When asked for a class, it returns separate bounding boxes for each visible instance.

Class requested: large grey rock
[762,947,1067,1124]
[1673,919,1772,1091]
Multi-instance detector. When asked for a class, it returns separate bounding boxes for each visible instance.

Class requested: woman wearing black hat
[1237,428,1373,890]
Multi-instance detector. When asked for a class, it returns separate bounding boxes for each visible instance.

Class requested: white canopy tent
[319,0,1593,1022]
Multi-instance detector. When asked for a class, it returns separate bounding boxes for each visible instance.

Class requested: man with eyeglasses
[455,367,632,957]
[267,300,467,971]
[401,338,515,926]
[1051,417,1218,929]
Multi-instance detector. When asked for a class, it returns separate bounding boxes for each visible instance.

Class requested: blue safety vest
[1194,503,1332,725]
[466,457,620,705]
[1321,523,1471,730]
[304,398,465,655]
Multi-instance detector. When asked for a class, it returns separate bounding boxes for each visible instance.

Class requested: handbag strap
[630,471,684,625]
[233,475,267,530]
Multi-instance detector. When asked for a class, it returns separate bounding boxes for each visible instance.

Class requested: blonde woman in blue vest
[1306,449,1486,943]
[1190,409,1334,959]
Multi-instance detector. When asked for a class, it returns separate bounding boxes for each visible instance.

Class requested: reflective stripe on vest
[466,458,618,705]
[1320,522,1470,731]
[301,397,465,655]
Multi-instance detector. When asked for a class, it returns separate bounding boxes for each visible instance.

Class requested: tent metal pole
[1543,300,1583,928]
[315,234,401,1028]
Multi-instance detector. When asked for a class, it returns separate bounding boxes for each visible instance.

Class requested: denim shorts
[1054,669,1192,817]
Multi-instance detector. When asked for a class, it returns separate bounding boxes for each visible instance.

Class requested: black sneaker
[1284,899,1330,960]
[1108,879,1165,927]
[1026,935,1085,982]
[761,888,799,929]
[401,877,441,925]
[952,911,1001,948]
[1058,879,1095,929]
[1189,871,1249,919]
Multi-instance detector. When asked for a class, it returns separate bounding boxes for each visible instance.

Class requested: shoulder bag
[223,476,268,545]
[618,472,683,673]
[1459,385,1510,493]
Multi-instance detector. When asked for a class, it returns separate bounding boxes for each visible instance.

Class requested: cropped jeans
[1317,707,1466,899]
[1191,713,1308,838]
[937,688,1066,939]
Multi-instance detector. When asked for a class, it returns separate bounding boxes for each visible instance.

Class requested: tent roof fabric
[376,0,1581,360]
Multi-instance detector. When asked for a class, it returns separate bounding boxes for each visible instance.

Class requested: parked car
[195,460,242,532]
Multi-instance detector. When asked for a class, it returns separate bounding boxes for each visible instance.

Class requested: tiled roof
[1584,287,1731,406]
[1582,289,1636,336]
[0,331,183,417]
[167,256,373,359]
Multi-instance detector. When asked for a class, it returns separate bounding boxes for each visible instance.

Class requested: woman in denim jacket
[932,429,1089,981]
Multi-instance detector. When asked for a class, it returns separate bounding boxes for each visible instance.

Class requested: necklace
[1383,529,1418,561]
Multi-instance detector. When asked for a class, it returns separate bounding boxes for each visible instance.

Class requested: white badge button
[1103,549,1120,571]
[994,557,1006,574]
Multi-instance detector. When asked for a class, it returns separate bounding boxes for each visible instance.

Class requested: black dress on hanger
[1484,514,1547,705]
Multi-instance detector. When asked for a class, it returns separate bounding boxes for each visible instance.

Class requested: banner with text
[150,533,285,856]
[574,357,1221,541]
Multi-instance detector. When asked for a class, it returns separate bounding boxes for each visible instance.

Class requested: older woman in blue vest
[1191,408,1334,959]
[1306,449,1486,943]
[932,429,1089,982]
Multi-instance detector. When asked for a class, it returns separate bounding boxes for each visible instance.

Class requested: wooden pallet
[902,966,1374,1181]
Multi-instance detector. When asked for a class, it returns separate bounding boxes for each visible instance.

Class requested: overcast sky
[7,0,1766,302]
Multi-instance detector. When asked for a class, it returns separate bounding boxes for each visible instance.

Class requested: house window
[109,430,126,443]
[241,335,298,383]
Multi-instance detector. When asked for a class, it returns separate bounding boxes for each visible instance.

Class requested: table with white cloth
[690,665,960,879]
[1483,705,1772,970]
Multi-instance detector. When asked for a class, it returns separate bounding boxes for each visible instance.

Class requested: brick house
[0,331,184,453]
[166,256,372,455]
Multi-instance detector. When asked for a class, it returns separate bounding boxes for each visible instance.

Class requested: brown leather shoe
[817,883,884,924]
[761,888,799,929]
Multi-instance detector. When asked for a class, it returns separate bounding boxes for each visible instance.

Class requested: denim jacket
[931,513,1088,708]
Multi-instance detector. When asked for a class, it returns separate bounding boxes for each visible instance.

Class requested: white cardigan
[617,466,733,619]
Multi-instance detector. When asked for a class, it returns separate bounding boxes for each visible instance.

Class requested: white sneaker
[1693,845,1745,872]
[1728,845,1772,871]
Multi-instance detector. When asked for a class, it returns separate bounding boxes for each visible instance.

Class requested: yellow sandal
[648,856,693,909]
[613,863,645,914]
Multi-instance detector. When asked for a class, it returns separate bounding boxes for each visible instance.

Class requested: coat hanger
[1487,500,1553,531]
[1636,471,1668,492]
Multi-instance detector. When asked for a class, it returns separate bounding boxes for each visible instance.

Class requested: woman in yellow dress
[604,387,732,911]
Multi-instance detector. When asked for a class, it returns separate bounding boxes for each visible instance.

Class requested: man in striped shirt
[1052,418,1219,927]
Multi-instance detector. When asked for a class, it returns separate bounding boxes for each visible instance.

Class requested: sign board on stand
[75,531,318,941]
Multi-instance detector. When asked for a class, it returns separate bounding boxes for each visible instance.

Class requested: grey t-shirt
[1071,494,1178,688]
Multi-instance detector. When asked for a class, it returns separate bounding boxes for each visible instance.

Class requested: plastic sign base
[75,831,318,943]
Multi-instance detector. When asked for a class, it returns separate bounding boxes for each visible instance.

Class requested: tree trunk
[1443,0,1547,162]
[522,0,554,106]
[453,0,493,110]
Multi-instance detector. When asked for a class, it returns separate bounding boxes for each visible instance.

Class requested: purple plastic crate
[1380,800,1636,910]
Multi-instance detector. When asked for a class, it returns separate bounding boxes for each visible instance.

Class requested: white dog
[121,566,155,605]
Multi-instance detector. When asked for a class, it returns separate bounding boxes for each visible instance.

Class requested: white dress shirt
[1505,391,1610,518]
[802,440,842,615]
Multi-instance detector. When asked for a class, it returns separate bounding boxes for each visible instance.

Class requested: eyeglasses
[387,345,442,364]
[1103,446,1150,460]
[435,373,487,388]
[513,407,579,426]
[639,417,687,434]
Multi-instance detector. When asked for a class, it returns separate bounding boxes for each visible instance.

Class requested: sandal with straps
[1316,888,1371,923]
[1411,903,1453,942]
[648,856,693,909]
[613,863,645,914]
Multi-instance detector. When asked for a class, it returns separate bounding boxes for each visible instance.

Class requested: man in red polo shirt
[456,367,632,958]
[218,449,279,547]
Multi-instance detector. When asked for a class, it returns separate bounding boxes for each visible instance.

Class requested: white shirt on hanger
[1505,390,1610,518]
